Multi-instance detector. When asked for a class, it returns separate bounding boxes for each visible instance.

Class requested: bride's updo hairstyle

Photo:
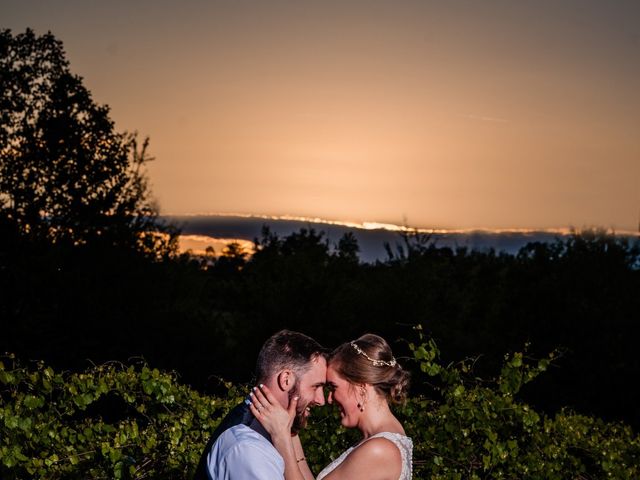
[330,333,410,404]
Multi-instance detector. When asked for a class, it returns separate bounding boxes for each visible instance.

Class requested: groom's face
[289,355,327,433]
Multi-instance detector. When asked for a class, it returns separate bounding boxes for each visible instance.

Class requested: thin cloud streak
[167,212,640,237]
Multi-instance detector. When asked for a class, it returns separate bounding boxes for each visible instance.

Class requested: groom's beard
[289,384,309,434]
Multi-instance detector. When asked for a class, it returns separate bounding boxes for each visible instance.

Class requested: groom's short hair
[255,330,326,383]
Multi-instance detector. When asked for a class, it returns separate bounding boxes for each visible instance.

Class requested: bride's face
[326,363,362,428]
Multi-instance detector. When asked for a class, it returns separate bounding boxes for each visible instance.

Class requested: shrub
[0,355,240,479]
[2,331,639,479]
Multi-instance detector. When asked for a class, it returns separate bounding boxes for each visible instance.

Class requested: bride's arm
[249,385,312,480]
[292,434,315,480]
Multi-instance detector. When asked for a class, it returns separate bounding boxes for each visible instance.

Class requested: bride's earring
[358,388,366,412]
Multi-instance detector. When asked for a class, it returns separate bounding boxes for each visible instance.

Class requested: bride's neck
[358,397,403,438]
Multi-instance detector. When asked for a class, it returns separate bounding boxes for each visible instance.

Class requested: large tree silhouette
[0,29,174,254]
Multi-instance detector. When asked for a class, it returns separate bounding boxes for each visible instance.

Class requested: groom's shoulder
[210,425,284,476]
[219,424,265,444]
[216,424,280,458]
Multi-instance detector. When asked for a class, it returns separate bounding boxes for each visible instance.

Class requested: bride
[249,333,413,480]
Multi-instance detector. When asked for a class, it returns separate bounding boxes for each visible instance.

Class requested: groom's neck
[262,378,290,409]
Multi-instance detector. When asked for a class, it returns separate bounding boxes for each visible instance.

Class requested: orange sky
[3,0,639,230]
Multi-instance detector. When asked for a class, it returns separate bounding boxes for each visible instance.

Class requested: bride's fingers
[256,384,297,419]
[252,385,272,410]
[257,384,278,405]
[287,395,299,417]
[249,393,263,410]
[248,399,262,417]
[249,388,267,414]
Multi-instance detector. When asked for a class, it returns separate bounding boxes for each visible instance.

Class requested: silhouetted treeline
[2,218,639,429]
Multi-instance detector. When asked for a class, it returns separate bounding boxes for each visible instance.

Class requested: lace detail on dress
[316,432,413,480]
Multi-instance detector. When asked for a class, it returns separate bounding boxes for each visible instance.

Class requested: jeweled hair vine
[350,341,397,367]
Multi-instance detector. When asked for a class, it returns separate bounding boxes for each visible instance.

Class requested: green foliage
[0,354,242,479]
[2,335,639,479]
[402,326,640,479]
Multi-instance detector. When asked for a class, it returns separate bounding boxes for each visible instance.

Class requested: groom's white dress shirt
[206,424,284,479]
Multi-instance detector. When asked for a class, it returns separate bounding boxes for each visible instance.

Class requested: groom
[194,330,327,479]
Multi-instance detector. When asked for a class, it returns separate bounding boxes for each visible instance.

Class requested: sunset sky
[3,0,639,231]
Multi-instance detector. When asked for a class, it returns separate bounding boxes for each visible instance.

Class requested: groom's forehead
[301,355,327,384]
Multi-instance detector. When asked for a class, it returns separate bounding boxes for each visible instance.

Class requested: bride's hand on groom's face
[249,384,298,437]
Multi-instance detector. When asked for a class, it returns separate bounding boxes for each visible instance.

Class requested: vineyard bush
[2,331,639,479]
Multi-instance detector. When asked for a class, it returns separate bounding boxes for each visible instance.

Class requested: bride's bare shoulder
[327,437,401,480]
[357,437,403,461]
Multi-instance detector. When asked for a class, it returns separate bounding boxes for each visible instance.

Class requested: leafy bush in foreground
[0,356,241,479]
[2,333,639,479]
[401,328,639,479]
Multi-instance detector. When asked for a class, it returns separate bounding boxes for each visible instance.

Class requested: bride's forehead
[326,364,346,382]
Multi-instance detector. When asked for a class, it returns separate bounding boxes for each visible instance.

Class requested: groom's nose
[314,386,326,406]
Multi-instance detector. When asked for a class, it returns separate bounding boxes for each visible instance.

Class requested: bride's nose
[327,391,334,404]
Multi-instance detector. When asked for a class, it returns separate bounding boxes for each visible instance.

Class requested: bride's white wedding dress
[316,432,413,480]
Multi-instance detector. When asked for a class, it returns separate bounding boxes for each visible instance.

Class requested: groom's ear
[276,370,296,392]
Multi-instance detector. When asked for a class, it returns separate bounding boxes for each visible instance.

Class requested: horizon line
[162,212,639,237]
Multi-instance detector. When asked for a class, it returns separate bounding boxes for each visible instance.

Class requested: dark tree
[336,231,360,263]
[0,29,175,255]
